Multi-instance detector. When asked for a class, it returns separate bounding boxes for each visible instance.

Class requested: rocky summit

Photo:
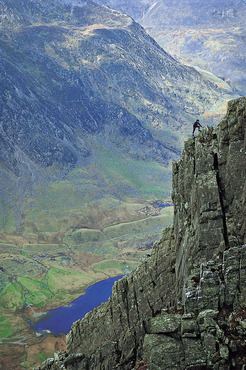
[38,97,246,369]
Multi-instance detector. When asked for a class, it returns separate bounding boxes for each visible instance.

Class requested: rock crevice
[213,151,229,248]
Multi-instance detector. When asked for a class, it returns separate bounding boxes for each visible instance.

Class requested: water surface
[32,275,123,334]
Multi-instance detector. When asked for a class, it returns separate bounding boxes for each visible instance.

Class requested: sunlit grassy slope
[23,145,172,237]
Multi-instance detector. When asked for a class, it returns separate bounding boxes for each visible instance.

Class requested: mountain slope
[0,0,235,235]
[96,0,246,95]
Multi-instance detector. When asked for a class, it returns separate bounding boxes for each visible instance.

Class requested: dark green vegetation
[0,0,239,367]
[97,0,246,95]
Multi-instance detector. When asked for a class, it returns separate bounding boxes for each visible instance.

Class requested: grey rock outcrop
[173,97,246,306]
[39,97,246,369]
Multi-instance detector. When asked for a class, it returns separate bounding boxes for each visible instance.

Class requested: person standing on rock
[192,119,202,136]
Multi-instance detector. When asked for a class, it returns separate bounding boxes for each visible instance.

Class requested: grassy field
[19,145,172,239]
[0,205,173,340]
[0,315,12,338]
[0,280,24,312]
[17,277,54,308]
[91,259,139,275]
[0,147,173,368]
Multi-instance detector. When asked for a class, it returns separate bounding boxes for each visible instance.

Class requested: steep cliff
[39,97,245,369]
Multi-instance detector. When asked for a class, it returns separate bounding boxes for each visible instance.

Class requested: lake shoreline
[31,275,124,335]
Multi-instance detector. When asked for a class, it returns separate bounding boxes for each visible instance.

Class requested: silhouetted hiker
[192,119,202,136]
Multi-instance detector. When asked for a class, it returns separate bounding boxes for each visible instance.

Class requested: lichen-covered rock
[181,315,199,338]
[182,337,207,368]
[143,334,184,369]
[41,98,246,369]
[146,313,182,334]
[223,245,246,308]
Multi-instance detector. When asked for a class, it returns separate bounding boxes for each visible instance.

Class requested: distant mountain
[96,0,246,95]
[0,0,235,234]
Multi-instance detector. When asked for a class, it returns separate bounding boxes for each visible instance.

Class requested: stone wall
[39,97,246,369]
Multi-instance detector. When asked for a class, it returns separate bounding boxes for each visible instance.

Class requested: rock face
[38,97,245,369]
[173,97,246,303]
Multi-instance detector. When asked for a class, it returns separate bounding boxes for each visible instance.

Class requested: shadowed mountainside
[96,0,246,95]
[0,0,236,236]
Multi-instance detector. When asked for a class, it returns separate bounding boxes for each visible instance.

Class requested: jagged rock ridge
[39,97,246,369]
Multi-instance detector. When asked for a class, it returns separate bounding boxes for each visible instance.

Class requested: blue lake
[32,275,123,335]
[156,203,171,208]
